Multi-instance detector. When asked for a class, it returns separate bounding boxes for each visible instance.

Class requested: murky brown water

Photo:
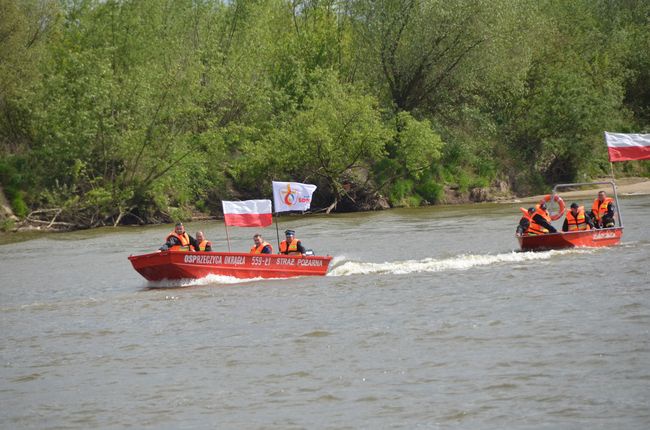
[1,196,649,429]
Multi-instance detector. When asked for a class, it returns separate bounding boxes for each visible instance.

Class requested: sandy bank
[507,177,650,206]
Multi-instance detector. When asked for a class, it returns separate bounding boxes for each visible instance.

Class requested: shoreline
[502,177,650,206]
[2,177,649,237]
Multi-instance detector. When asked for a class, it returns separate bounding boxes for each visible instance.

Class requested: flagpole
[272,183,281,251]
[609,162,615,180]
[274,212,281,251]
[224,222,231,252]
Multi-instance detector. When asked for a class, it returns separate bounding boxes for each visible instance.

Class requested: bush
[388,178,414,207]
[11,194,29,218]
[415,179,444,204]
[1,218,16,232]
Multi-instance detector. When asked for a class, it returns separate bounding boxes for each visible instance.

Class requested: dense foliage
[1,0,649,227]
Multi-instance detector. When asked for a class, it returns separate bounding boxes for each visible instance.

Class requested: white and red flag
[222,199,272,227]
[272,181,317,212]
[605,132,650,162]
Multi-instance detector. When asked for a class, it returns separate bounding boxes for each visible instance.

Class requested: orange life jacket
[527,205,550,235]
[198,240,211,251]
[527,220,549,235]
[280,239,300,255]
[591,197,613,223]
[250,241,272,254]
[166,232,191,251]
[533,204,551,223]
[565,207,590,231]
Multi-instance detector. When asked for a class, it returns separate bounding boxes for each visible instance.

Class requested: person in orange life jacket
[590,190,615,228]
[280,229,306,255]
[562,203,593,232]
[532,201,557,233]
[195,231,212,251]
[250,233,272,254]
[516,207,535,236]
[159,222,200,251]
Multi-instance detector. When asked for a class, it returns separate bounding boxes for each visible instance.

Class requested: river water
[1,195,649,429]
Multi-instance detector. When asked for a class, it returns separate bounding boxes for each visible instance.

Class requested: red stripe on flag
[608,145,650,162]
[224,213,273,227]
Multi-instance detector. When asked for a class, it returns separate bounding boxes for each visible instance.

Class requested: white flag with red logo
[605,132,650,162]
[272,181,317,212]
[222,200,272,227]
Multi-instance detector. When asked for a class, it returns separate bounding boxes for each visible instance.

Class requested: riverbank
[508,177,650,205]
[2,177,649,237]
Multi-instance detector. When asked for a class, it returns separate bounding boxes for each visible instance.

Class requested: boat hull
[129,251,332,281]
[517,227,623,251]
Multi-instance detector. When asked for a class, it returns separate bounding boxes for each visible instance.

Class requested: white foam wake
[327,249,592,277]
[146,273,264,288]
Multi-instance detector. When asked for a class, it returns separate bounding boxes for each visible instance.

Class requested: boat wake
[145,273,265,288]
[327,249,593,277]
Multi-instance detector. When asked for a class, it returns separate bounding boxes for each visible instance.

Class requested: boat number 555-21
[251,256,271,266]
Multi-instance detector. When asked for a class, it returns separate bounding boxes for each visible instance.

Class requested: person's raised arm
[533,213,557,233]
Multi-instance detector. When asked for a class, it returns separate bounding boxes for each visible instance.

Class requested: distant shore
[505,177,650,206]
[2,177,649,237]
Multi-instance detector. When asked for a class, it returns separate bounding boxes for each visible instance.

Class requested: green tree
[236,70,390,211]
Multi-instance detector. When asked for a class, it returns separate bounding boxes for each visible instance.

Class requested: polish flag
[605,132,650,162]
[222,200,272,227]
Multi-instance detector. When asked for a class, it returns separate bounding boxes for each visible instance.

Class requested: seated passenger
[250,233,273,254]
[530,201,557,234]
[160,222,200,251]
[590,190,615,228]
[562,203,593,232]
[195,231,212,251]
[280,229,306,255]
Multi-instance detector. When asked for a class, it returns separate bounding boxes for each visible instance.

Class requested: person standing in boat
[590,190,615,228]
[159,222,200,252]
[280,230,306,255]
[195,231,212,251]
[250,234,273,254]
[562,203,593,232]
[531,201,557,234]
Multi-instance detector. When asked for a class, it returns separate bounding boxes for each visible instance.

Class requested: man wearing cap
[159,222,200,251]
[562,203,593,232]
[279,230,306,255]
[531,201,557,234]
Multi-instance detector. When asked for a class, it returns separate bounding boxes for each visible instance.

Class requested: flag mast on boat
[221,200,273,251]
[271,181,318,250]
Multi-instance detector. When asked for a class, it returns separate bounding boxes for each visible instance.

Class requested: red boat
[129,251,333,281]
[517,227,623,251]
[517,181,624,251]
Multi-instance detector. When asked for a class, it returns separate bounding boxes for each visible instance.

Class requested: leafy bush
[388,178,414,207]
[10,194,28,218]
[415,179,444,204]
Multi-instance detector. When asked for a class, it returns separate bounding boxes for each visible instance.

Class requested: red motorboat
[517,181,624,251]
[129,251,333,281]
[517,227,623,251]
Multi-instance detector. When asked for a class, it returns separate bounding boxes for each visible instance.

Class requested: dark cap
[175,222,184,227]
[527,207,534,213]
[284,229,295,236]
[570,202,579,209]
